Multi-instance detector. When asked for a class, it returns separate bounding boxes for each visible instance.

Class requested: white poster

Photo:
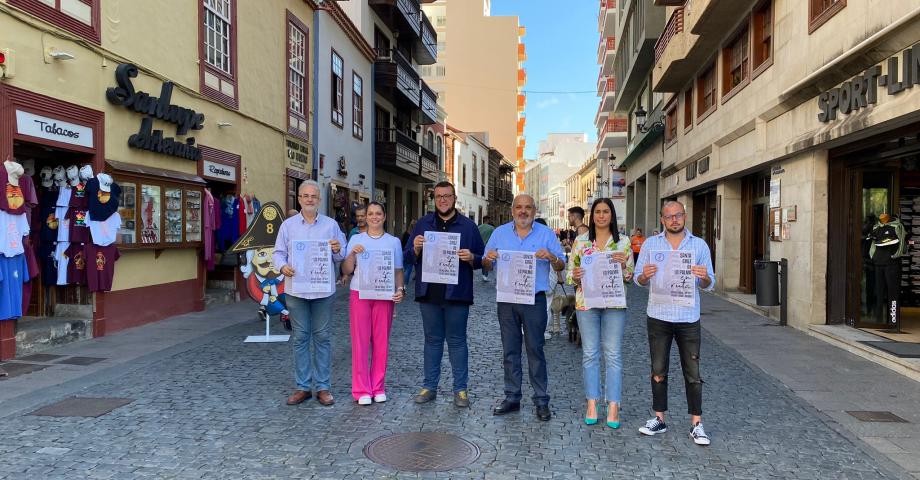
[769,178,781,208]
[357,249,395,300]
[421,231,461,284]
[291,240,333,294]
[649,250,695,307]
[581,253,627,309]
[496,250,536,305]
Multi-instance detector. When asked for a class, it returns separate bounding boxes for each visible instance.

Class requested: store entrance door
[692,189,717,268]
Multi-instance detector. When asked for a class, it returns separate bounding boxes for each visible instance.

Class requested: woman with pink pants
[340,202,405,405]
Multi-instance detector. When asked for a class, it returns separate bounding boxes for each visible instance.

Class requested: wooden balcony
[419,146,440,183]
[375,128,428,182]
[370,0,421,40]
[419,80,438,125]
[375,48,421,110]
[654,7,683,65]
[415,11,438,66]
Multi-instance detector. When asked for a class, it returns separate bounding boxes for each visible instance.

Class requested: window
[115,176,204,248]
[426,131,435,151]
[462,164,467,187]
[287,13,309,138]
[472,154,478,193]
[683,87,693,130]
[436,136,443,161]
[9,0,100,43]
[722,26,750,96]
[420,66,433,76]
[436,66,447,77]
[665,103,678,145]
[752,0,773,74]
[199,0,238,108]
[331,51,344,127]
[481,159,486,197]
[809,0,845,33]
[436,15,446,27]
[696,64,717,120]
[352,73,364,139]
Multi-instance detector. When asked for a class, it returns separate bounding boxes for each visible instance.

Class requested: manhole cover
[29,397,133,417]
[846,411,908,423]
[364,432,480,472]
[0,362,49,379]
[19,354,65,362]
[55,356,106,366]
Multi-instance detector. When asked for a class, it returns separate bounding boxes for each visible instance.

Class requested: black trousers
[647,317,703,416]
[874,262,900,324]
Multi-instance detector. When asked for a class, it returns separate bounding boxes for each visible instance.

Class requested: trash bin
[754,260,780,306]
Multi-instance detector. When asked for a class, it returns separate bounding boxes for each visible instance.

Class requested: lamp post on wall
[635,105,664,133]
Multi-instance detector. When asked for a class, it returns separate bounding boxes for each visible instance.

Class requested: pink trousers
[349,290,395,400]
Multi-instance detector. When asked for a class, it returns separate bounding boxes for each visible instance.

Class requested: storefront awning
[106,159,207,185]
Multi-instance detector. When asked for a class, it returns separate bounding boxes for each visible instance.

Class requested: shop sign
[202,160,236,182]
[15,110,94,148]
[286,138,310,171]
[106,63,204,160]
[818,43,920,122]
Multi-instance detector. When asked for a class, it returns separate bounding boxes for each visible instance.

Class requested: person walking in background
[567,198,634,429]
[401,218,418,283]
[340,202,405,406]
[630,227,646,263]
[347,204,368,241]
[274,181,346,407]
[634,200,715,446]
[478,216,495,282]
[536,218,564,339]
[405,181,485,408]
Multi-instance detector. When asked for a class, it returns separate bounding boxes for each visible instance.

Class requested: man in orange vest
[630,227,645,262]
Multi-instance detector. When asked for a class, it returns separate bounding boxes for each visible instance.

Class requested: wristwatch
[397,286,407,294]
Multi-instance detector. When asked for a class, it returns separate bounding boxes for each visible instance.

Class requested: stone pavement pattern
[0,281,904,479]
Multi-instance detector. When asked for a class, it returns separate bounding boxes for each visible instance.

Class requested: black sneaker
[414,388,437,404]
[638,417,667,436]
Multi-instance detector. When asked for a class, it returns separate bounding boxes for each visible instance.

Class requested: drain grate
[0,362,49,379]
[55,356,106,366]
[846,411,908,423]
[29,397,133,417]
[364,432,480,472]
[19,354,66,362]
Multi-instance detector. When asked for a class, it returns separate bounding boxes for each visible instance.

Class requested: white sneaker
[373,394,387,403]
[543,331,552,340]
[638,417,668,436]
[481,275,488,282]
[690,422,710,446]
[357,395,372,405]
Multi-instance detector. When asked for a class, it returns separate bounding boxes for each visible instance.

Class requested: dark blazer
[403,211,485,304]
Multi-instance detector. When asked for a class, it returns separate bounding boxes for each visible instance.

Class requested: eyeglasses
[298,194,320,200]
[662,213,685,221]
[434,194,455,200]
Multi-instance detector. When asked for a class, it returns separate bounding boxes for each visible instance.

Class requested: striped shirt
[634,229,715,323]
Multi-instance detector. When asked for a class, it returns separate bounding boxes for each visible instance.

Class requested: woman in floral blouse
[567,198,634,429]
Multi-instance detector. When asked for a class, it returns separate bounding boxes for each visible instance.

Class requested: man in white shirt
[273,181,346,407]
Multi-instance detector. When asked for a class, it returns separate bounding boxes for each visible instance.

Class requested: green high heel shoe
[606,404,620,429]
[584,403,598,425]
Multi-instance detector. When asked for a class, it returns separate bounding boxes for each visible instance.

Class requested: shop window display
[165,188,183,243]
[118,182,137,244]
[186,190,202,242]
[141,184,161,244]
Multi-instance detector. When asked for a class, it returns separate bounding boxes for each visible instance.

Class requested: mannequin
[39,166,54,189]
[869,213,907,331]
[52,166,67,189]
[4,161,24,211]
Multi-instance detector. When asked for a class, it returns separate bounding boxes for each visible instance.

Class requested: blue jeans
[497,294,549,406]
[286,294,335,391]
[404,262,414,283]
[419,302,470,393]
[576,308,627,403]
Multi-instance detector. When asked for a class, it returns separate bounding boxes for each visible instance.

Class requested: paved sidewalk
[0,281,912,479]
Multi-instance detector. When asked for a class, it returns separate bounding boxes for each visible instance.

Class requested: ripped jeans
[647,317,703,416]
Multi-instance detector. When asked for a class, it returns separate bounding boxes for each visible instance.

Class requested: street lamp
[635,105,664,134]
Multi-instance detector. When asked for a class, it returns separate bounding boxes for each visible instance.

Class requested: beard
[665,223,684,234]
[436,204,456,217]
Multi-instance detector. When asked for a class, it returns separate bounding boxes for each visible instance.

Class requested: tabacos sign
[818,43,920,122]
[106,63,205,160]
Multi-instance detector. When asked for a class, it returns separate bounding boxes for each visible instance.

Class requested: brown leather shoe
[316,390,335,406]
[286,390,312,405]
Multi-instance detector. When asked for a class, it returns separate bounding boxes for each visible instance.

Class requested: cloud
[535,96,560,109]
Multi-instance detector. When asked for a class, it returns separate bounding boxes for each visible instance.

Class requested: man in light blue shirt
[483,194,565,422]
[634,200,715,446]
[274,180,346,408]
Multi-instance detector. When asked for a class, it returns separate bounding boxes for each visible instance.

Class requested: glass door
[855,171,895,328]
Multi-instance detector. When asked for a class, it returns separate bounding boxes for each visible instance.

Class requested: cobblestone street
[0,281,905,479]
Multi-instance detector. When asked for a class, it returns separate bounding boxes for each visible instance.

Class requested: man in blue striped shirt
[634,200,715,446]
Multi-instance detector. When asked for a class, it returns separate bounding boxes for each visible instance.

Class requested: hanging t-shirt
[56,187,72,243]
[55,241,69,285]
[65,242,87,285]
[38,189,59,244]
[66,207,89,244]
[5,184,24,212]
[0,166,37,215]
[56,186,72,207]
[0,254,29,320]
[85,243,120,292]
[87,211,121,247]
[0,210,30,258]
[68,181,88,208]
[39,240,57,287]
[85,177,122,221]
[345,232,405,291]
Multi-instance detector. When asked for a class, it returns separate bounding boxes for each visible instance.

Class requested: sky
[491,0,600,160]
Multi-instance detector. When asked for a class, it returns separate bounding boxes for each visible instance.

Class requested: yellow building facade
[0,0,317,358]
